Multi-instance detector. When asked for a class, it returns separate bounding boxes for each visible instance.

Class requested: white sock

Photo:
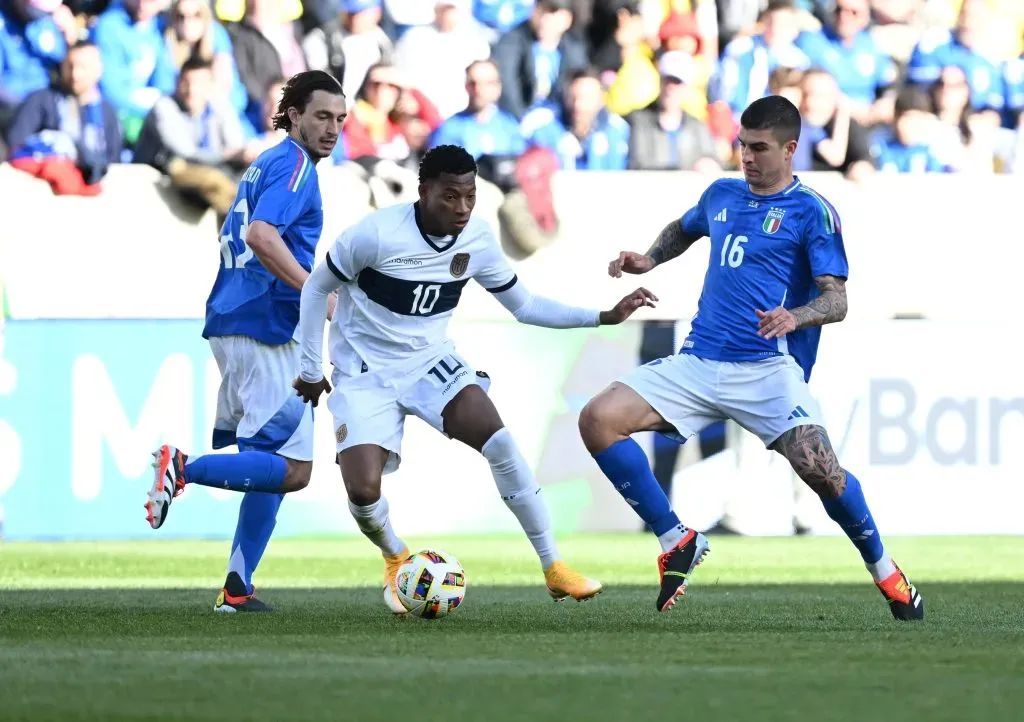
[348,497,406,556]
[481,428,561,570]
[865,550,897,583]
[656,523,689,553]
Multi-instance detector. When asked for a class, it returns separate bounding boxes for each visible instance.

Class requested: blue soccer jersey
[678,177,848,381]
[203,137,323,345]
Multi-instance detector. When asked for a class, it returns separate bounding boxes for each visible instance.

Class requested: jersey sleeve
[250,146,316,231]
[472,231,518,293]
[324,217,380,282]
[802,195,849,279]
[679,183,713,237]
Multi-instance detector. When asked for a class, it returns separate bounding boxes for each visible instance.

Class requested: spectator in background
[626,51,720,171]
[164,0,248,118]
[134,55,246,216]
[597,0,662,118]
[1,0,76,131]
[325,0,386,98]
[239,74,284,163]
[394,0,491,120]
[6,39,121,194]
[907,0,1005,113]
[238,0,307,81]
[656,11,712,121]
[91,0,177,144]
[710,1,811,119]
[227,0,284,125]
[1003,52,1023,127]
[494,0,588,119]
[874,85,946,171]
[429,59,525,160]
[870,0,930,65]
[473,0,535,39]
[799,67,876,179]
[521,67,630,170]
[796,0,899,126]
[343,62,440,163]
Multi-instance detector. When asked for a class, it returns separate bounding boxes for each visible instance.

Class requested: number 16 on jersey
[720,234,748,268]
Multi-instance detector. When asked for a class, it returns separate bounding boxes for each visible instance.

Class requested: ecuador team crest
[450,253,470,278]
[763,208,785,234]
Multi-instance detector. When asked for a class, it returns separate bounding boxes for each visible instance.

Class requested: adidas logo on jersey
[713,208,728,222]
[787,405,811,421]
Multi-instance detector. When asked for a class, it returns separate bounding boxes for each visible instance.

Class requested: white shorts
[618,353,822,447]
[209,336,314,461]
[327,345,491,474]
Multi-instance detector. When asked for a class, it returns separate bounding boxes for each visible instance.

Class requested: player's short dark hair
[180,55,214,75]
[740,95,802,144]
[419,145,477,184]
[568,67,602,84]
[272,70,345,132]
[762,0,798,16]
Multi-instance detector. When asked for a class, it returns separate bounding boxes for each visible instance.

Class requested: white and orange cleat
[544,561,603,602]
[382,547,411,614]
[145,445,187,530]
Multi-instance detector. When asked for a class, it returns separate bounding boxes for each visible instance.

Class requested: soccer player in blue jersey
[144,70,347,613]
[578,95,924,622]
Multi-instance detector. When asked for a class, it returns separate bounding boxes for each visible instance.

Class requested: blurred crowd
[0,0,1021,205]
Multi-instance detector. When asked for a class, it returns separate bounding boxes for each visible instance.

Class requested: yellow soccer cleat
[544,561,603,602]
[382,547,411,615]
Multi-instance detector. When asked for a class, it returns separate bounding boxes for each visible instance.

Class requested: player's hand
[292,376,332,406]
[608,251,655,278]
[600,288,658,325]
[756,307,797,339]
[326,291,338,322]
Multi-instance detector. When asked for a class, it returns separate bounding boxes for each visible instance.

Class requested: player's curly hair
[418,145,477,184]
[272,70,345,132]
[740,95,802,144]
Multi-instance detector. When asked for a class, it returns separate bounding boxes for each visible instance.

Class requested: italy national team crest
[763,208,785,234]
[450,253,470,278]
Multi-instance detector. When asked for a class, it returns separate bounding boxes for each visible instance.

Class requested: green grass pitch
[2,534,1023,722]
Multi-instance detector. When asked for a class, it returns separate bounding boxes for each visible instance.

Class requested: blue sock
[228,492,284,593]
[820,471,885,564]
[185,451,287,493]
[593,438,680,534]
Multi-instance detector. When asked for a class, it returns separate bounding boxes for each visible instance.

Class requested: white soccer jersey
[322,202,518,372]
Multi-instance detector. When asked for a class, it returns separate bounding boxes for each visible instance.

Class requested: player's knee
[578,396,619,449]
[282,460,312,492]
[344,476,382,507]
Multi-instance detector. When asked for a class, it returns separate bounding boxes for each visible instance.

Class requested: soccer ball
[394,549,466,619]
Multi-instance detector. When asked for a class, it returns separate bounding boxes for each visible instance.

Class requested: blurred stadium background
[1,1,1022,720]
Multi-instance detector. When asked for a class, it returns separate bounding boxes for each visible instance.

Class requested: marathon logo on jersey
[763,208,786,234]
[449,253,471,278]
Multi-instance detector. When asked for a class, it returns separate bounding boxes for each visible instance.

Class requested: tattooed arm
[757,275,848,339]
[791,275,849,328]
[646,220,704,266]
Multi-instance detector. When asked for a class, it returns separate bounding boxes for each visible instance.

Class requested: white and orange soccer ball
[394,549,466,619]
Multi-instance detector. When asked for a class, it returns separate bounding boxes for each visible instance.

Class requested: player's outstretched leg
[145,445,309,529]
[772,426,923,621]
[442,386,602,602]
[146,445,311,612]
[338,444,411,615]
[579,383,710,612]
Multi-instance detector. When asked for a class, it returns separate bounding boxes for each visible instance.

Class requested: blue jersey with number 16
[203,137,323,345]
[678,177,848,381]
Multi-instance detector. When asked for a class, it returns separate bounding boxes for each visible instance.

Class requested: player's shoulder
[705,177,747,200]
[791,181,843,232]
[460,215,498,248]
[358,202,415,237]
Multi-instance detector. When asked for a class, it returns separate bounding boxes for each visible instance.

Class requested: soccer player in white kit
[293,144,657,612]
[578,96,924,621]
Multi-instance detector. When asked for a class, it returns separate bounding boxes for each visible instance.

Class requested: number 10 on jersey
[719,234,748,268]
